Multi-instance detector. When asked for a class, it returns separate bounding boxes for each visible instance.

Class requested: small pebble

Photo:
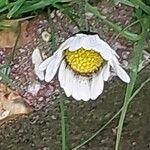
[56,10,63,18]
[122,51,130,59]
[27,82,41,96]
[50,12,55,19]
[51,115,57,120]
[132,142,137,146]
[85,12,94,19]
[38,97,44,101]
[42,31,51,42]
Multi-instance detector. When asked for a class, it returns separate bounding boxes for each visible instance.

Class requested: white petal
[64,34,119,62]
[75,33,88,37]
[81,35,98,50]
[63,68,74,97]
[111,55,120,64]
[45,55,62,82]
[55,36,76,53]
[69,37,83,51]
[111,60,130,83]
[32,48,44,80]
[72,34,117,61]
[102,63,110,81]
[39,56,55,71]
[70,33,118,62]
[92,35,119,60]
[69,34,97,51]
[32,48,42,64]
[39,36,75,71]
[34,64,44,80]
[91,72,104,100]
[58,60,66,88]
[59,36,75,50]
[114,65,130,83]
[78,77,90,101]
[110,48,119,58]
[72,75,81,101]
[93,44,113,60]
[95,35,119,58]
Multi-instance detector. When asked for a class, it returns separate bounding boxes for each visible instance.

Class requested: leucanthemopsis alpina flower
[32,32,130,101]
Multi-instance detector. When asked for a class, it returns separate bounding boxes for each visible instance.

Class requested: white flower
[32,32,130,101]
[32,47,44,80]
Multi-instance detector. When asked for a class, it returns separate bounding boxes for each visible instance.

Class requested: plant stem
[59,96,66,150]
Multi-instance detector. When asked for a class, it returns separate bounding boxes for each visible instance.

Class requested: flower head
[32,32,130,101]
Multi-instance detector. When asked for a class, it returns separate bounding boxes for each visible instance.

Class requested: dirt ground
[0,65,149,150]
[0,1,150,150]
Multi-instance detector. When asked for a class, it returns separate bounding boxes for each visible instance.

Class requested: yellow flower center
[64,48,104,75]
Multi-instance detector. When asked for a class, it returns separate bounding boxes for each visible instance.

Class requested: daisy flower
[32,31,130,101]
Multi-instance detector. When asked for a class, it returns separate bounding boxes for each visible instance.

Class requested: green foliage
[0,0,61,18]
[0,65,12,85]
[0,0,7,9]
[7,0,25,18]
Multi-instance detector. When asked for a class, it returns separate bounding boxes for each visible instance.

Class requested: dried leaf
[0,20,29,48]
[0,83,32,121]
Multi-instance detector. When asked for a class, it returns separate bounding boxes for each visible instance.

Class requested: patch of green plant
[0,64,12,85]
[0,0,70,19]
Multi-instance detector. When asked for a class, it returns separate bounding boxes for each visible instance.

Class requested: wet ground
[0,0,150,150]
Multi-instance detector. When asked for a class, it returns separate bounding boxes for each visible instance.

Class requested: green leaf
[130,0,150,15]
[0,0,61,17]
[0,2,17,13]
[7,0,25,18]
[0,0,6,9]
[113,0,136,7]
[0,68,12,85]
[16,0,61,14]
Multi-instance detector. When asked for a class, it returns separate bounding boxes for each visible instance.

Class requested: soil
[0,0,150,150]
[0,65,149,150]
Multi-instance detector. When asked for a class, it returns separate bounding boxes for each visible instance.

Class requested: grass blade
[0,0,60,16]
[0,0,7,8]
[115,17,149,150]
[114,20,140,40]
[59,96,66,150]
[0,2,16,13]
[0,70,12,85]
[7,0,25,18]
[113,0,136,7]
[130,0,150,15]
[16,0,60,14]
